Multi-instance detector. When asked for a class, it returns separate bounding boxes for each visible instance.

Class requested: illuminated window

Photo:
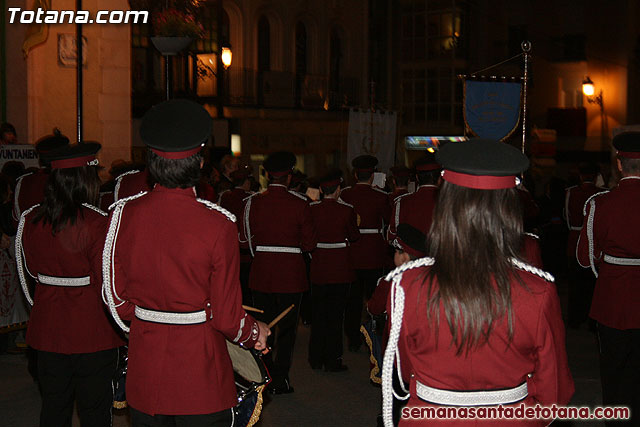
[399,0,466,128]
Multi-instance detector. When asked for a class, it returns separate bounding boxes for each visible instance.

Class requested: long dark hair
[424,181,523,355]
[32,166,101,234]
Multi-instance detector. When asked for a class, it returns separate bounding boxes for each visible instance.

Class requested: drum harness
[381,257,555,427]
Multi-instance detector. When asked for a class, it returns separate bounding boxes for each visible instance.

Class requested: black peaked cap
[436,139,529,176]
[352,155,378,170]
[140,99,212,152]
[613,132,640,153]
[263,151,296,173]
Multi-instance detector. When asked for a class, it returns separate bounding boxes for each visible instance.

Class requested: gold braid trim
[246,385,265,427]
[360,325,382,385]
[112,400,127,409]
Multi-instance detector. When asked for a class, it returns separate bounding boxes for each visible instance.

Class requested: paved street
[0,279,605,426]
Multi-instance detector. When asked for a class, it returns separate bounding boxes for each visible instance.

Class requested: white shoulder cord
[81,203,108,216]
[244,196,255,257]
[102,192,146,333]
[15,205,40,306]
[113,170,140,202]
[196,198,236,222]
[13,173,32,221]
[586,198,598,278]
[382,257,435,427]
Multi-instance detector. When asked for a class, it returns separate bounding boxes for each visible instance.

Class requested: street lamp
[221,44,232,69]
[582,76,603,109]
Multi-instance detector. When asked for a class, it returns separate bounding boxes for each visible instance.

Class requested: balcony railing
[224,68,360,110]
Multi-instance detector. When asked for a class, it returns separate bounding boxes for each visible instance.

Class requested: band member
[340,155,391,352]
[13,132,69,221]
[102,99,269,425]
[388,166,411,204]
[382,139,574,426]
[308,169,360,372]
[564,162,602,329]
[16,142,125,427]
[387,154,440,242]
[368,223,427,319]
[577,132,640,425]
[241,150,316,394]
[218,166,254,305]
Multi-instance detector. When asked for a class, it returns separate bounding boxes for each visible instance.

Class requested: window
[329,28,342,110]
[257,15,271,105]
[399,1,466,129]
[295,22,308,107]
[400,0,465,62]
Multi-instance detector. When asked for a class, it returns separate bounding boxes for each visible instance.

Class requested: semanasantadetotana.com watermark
[7,7,148,25]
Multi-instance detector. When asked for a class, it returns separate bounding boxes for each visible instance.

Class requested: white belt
[316,242,348,249]
[603,254,640,266]
[569,226,582,231]
[359,228,383,234]
[135,306,207,325]
[415,380,528,407]
[37,273,90,287]
[255,245,302,254]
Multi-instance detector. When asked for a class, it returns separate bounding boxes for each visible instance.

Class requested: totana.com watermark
[7,7,148,24]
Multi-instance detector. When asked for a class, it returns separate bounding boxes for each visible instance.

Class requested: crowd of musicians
[6,99,640,426]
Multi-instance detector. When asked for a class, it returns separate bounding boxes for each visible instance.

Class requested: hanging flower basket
[150,36,193,55]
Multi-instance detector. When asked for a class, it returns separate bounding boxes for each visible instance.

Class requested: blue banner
[464,80,522,141]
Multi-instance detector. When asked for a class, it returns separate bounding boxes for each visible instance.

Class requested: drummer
[102,99,270,426]
[381,139,574,426]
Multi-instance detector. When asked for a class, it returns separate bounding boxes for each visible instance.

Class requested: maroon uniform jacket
[114,169,152,201]
[309,197,360,284]
[389,188,408,205]
[340,183,391,270]
[387,185,438,242]
[392,263,574,426]
[98,191,114,211]
[104,186,259,415]
[564,182,602,258]
[577,177,640,329]
[242,184,316,293]
[219,188,253,264]
[13,169,48,221]
[18,204,124,354]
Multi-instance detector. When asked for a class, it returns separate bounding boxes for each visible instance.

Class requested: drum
[360,314,386,385]
[226,341,271,427]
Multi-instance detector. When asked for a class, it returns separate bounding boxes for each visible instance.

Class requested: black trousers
[567,259,596,327]
[130,407,233,427]
[308,283,349,367]
[37,348,118,427]
[252,291,302,387]
[239,261,252,306]
[597,323,640,426]
[345,268,383,348]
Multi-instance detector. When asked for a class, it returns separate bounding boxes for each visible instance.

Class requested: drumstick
[268,304,295,328]
[242,305,264,314]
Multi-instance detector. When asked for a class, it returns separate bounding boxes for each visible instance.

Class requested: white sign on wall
[0,145,40,170]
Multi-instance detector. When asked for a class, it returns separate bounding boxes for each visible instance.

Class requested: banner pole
[76,0,83,144]
[521,41,531,154]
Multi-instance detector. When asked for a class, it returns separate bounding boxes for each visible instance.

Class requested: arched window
[257,15,271,105]
[329,28,342,110]
[295,22,307,107]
